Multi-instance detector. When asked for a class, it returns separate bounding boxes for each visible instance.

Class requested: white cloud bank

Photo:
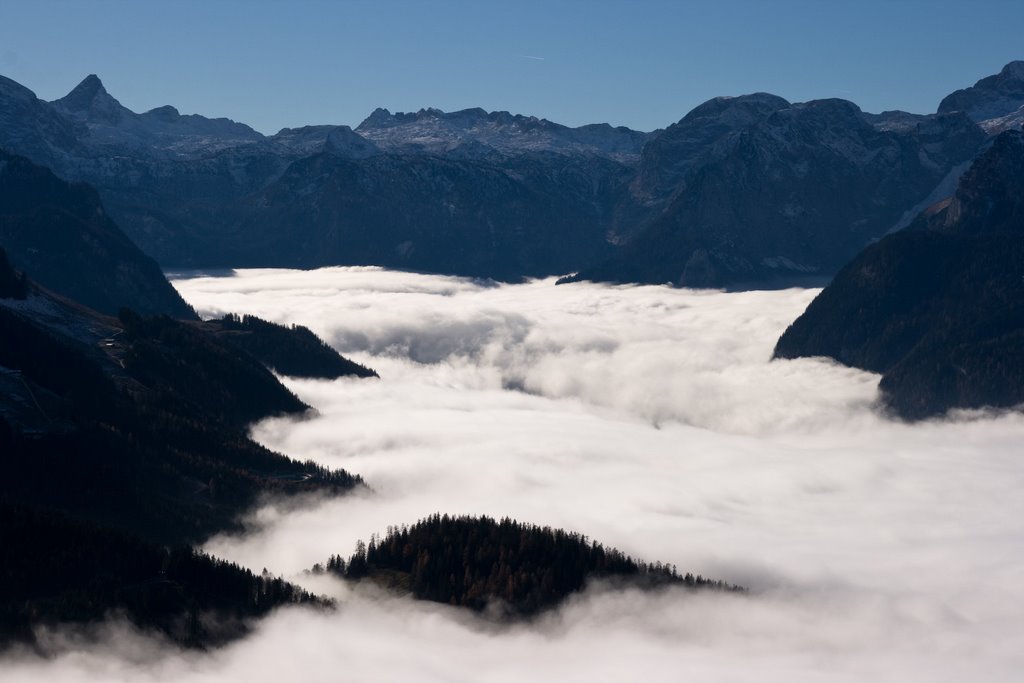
[5,267,1024,682]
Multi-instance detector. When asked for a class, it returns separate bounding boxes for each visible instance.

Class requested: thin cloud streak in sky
[5,267,1024,681]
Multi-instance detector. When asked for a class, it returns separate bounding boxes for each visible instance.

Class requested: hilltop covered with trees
[322,514,742,616]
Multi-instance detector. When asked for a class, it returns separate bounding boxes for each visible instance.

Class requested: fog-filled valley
[3,4,1024,680]
[5,267,1021,682]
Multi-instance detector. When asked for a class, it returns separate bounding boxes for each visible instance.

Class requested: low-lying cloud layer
[6,268,1024,682]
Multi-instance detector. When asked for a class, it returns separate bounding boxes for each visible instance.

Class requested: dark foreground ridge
[0,284,364,545]
[0,265,366,648]
[319,514,743,616]
[0,504,327,650]
[774,130,1024,420]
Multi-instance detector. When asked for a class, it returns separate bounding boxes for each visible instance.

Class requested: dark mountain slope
[610,93,790,244]
[774,130,1024,419]
[202,313,378,380]
[0,149,195,317]
[0,75,83,169]
[0,505,326,650]
[0,248,27,299]
[0,278,363,545]
[569,101,984,288]
[219,150,628,278]
[325,514,742,617]
[0,250,364,650]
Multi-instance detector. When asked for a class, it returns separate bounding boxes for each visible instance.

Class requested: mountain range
[2,62,1022,286]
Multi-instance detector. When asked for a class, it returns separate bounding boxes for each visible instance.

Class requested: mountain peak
[682,92,790,123]
[938,59,1024,123]
[52,74,127,124]
[60,74,108,109]
[1002,60,1024,80]
[359,107,394,128]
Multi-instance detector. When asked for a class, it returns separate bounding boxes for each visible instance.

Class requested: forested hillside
[0,505,326,649]
[202,313,377,380]
[323,515,742,616]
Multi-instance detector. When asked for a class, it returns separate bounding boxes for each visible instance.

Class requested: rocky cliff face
[774,130,1024,419]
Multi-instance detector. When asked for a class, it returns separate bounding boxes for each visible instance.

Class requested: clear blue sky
[1,0,1022,134]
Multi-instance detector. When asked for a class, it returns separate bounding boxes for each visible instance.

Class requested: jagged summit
[354,105,649,162]
[52,74,127,125]
[44,73,262,156]
[59,74,107,106]
[360,107,392,128]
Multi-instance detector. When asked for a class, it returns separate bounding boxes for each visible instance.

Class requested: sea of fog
[6,267,1024,682]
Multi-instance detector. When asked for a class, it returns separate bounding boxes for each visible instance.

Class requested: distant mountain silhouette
[0,63,1021,287]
